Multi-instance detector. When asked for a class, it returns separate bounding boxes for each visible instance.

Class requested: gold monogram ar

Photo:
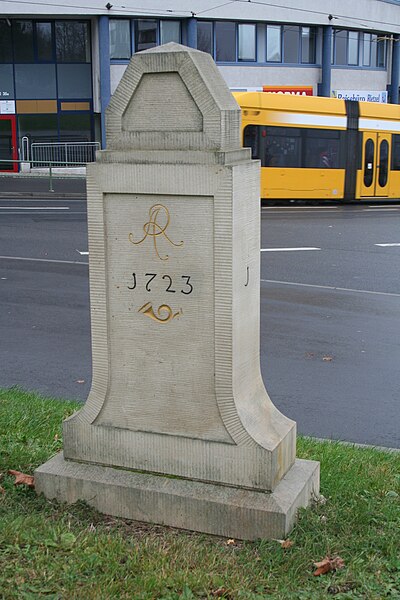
[129,204,183,261]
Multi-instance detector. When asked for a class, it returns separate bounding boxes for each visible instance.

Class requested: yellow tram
[233,92,400,202]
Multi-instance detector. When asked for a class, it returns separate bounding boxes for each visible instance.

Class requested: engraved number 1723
[127,273,193,295]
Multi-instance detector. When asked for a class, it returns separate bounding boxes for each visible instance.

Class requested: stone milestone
[35,43,319,540]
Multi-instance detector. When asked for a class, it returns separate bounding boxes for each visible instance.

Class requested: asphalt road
[0,198,399,448]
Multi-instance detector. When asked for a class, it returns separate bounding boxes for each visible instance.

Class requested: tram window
[263,127,301,167]
[391,135,400,170]
[304,129,343,169]
[378,139,389,187]
[243,125,260,159]
[364,138,374,187]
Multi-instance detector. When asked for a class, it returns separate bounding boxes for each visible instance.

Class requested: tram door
[0,116,18,173]
[360,132,391,197]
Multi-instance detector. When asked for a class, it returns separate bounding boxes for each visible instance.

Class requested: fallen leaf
[226,539,235,545]
[54,433,59,441]
[76,379,85,384]
[8,470,35,488]
[280,539,294,549]
[313,555,345,576]
[211,588,230,598]
[322,356,333,362]
[0,485,5,494]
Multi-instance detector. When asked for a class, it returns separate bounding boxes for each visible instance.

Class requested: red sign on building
[262,86,313,96]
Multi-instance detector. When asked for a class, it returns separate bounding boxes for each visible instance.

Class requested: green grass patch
[0,387,399,599]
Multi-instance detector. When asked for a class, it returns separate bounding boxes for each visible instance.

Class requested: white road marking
[76,250,89,255]
[261,279,400,297]
[261,205,339,210]
[0,255,88,265]
[375,243,400,247]
[362,208,400,212]
[0,206,69,210]
[261,247,320,252]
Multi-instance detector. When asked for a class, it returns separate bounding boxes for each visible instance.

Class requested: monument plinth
[35,43,319,539]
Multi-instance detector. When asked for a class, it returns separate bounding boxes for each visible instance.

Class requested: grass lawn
[0,387,399,599]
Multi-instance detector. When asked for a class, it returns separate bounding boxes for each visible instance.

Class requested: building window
[0,19,12,62]
[266,25,281,62]
[160,20,181,45]
[301,27,315,63]
[363,32,371,66]
[376,35,386,67]
[348,31,359,65]
[197,21,213,55]
[13,20,34,62]
[283,25,299,63]
[215,21,236,61]
[135,20,157,52]
[55,21,90,62]
[36,22,54,62]
[110,19,131,59]
[333,29,359,66]
[238,23,256,61]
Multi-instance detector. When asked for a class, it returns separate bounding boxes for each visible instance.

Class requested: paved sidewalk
[0,173,86,199]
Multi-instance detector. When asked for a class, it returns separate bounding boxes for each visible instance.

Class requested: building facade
[0,0,400,163]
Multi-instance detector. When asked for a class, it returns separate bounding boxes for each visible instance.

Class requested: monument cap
[106,42,242,152]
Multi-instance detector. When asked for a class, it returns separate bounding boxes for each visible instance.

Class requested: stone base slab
[35,453,319,540]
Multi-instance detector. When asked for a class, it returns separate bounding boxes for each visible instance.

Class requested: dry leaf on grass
[8,470,35,488]
[211,588,230,598]
[0,485,5,494]
[275,539,293,549]
[313,555,345,576]
[226,538,236,545]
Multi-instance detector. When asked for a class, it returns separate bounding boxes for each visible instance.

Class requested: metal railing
[29,142,100,167]
[0,158,86,192]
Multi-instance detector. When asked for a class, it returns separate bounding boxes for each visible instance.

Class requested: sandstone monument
[35,43,319,540]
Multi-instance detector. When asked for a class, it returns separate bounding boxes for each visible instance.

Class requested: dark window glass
[59,113,92,142]
[370,34,378,67]
[0,20,12,63]
[0,119,14,170]
[135,20,157,52]
[266,25,281,62]
[160,20,181,44]
[377,37,386,67]
[334,29,347,65]
[243,125,345,169]
[109,19,131,59]
[13,20,34,62]
[56,21,90,62]
[301,26,315,63]
[244,125,259,159]
[304,129,343,168]
[36,22,53,61]
[283,25,299,63]
[364,138,374,187]
[215,21,236,61]
[238,23,256,61]
[18,114,58,144]
[391,135,400,170]
[378,139,389,187]
[197,21,213,55]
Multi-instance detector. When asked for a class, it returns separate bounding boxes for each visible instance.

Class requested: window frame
[109,18,131,60]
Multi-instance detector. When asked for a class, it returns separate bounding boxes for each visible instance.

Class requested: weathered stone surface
[35,453,320,541]
[36,43,319,539]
